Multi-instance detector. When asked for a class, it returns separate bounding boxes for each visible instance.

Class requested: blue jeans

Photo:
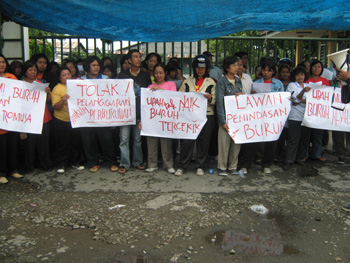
[119,125,143,170]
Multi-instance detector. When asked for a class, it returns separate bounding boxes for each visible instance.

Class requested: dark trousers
[54,118,84,168]
[0,133,7,177]
[208,114,219,156]
[7,131,21,174]
[24,122,52,171]
[178,115,215,170]
[332,130,346,159]
[285,120,310,163]
[239,141,277,169]
[80,127,116,168]
[238,142,257,169]
[276,127,288,160]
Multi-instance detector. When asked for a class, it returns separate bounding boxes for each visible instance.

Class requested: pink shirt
[148,81,176,91]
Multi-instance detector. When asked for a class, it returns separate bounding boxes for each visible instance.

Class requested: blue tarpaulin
[1,0,349,42]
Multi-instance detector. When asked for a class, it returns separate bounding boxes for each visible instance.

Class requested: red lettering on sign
[12,87,40,103]
[243,122,283,140]
[159,120,200,134]
[0,96,10,106]
[312,89,330,101]
[0,82,5,93]
[307,102,330,119]
[2,110,32,123]
[179,95,199,112]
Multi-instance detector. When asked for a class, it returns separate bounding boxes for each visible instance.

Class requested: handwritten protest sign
[225,92,291,143]
[303,86,350,131]
[0,78,47,134]
[140,89,207,139]
[67,79,135,127]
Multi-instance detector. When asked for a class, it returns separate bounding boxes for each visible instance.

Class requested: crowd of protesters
[0,50,349,211]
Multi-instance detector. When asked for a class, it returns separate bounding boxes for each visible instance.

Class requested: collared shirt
[239,73,253,94]
[287,82,306,121]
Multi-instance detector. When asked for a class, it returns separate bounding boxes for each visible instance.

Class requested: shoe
[11,172,23,178]
[338,158,345,164]
[311,157,326,162]
[241,168,248,175]
[167,168,176,174]
[196,168,205,176]
[229,168,237,174]
[342,204,350,212]
[56,167,65,174]
[72,164,85,170]
[263,167,271,174]
[218,169,228,176]
[0,177,8,184]
[89,165,100,173]
[146,167,158,172]
[283,163,291,170]
[175,169,183,176]
[110,165,119,172]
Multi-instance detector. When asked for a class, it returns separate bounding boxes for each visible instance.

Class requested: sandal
[136,164,146,170]
[118,166,127,174]
[89,165,100,173]
[312,157,326,162]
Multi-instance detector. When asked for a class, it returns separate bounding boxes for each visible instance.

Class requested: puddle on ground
[205,212,299,256]
[205,231,285,256]
[263,211,297,236]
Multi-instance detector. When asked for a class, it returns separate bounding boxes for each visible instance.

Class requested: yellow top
[52,83,70,122]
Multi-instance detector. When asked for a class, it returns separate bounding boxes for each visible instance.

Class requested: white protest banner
[225,92,291,143]
[0,78,47,134]
[140,89,207,139]
[67,79,135,127]
[303,86,350,131]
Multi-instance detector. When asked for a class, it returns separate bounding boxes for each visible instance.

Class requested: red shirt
[196,78,204,92]
[305,76,329,86]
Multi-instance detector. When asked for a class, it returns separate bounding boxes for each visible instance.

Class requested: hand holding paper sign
[203,92,212,102]
[253,82,271,93]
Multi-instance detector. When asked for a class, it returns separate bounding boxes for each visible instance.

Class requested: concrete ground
[0,146,350,263]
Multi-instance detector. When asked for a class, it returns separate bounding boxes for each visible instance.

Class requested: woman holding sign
[253,58,284,174]
[283,66,311,170]
[80,56,118,173]
[22,60,53,173]
[0,54,23,183]
[305,60,329,162]
[175,55,216,176]
[142,63,177,173]
[216,56,243,176]
[52,67,85,173]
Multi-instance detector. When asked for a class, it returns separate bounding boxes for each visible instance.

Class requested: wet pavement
[1,149,350,262]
